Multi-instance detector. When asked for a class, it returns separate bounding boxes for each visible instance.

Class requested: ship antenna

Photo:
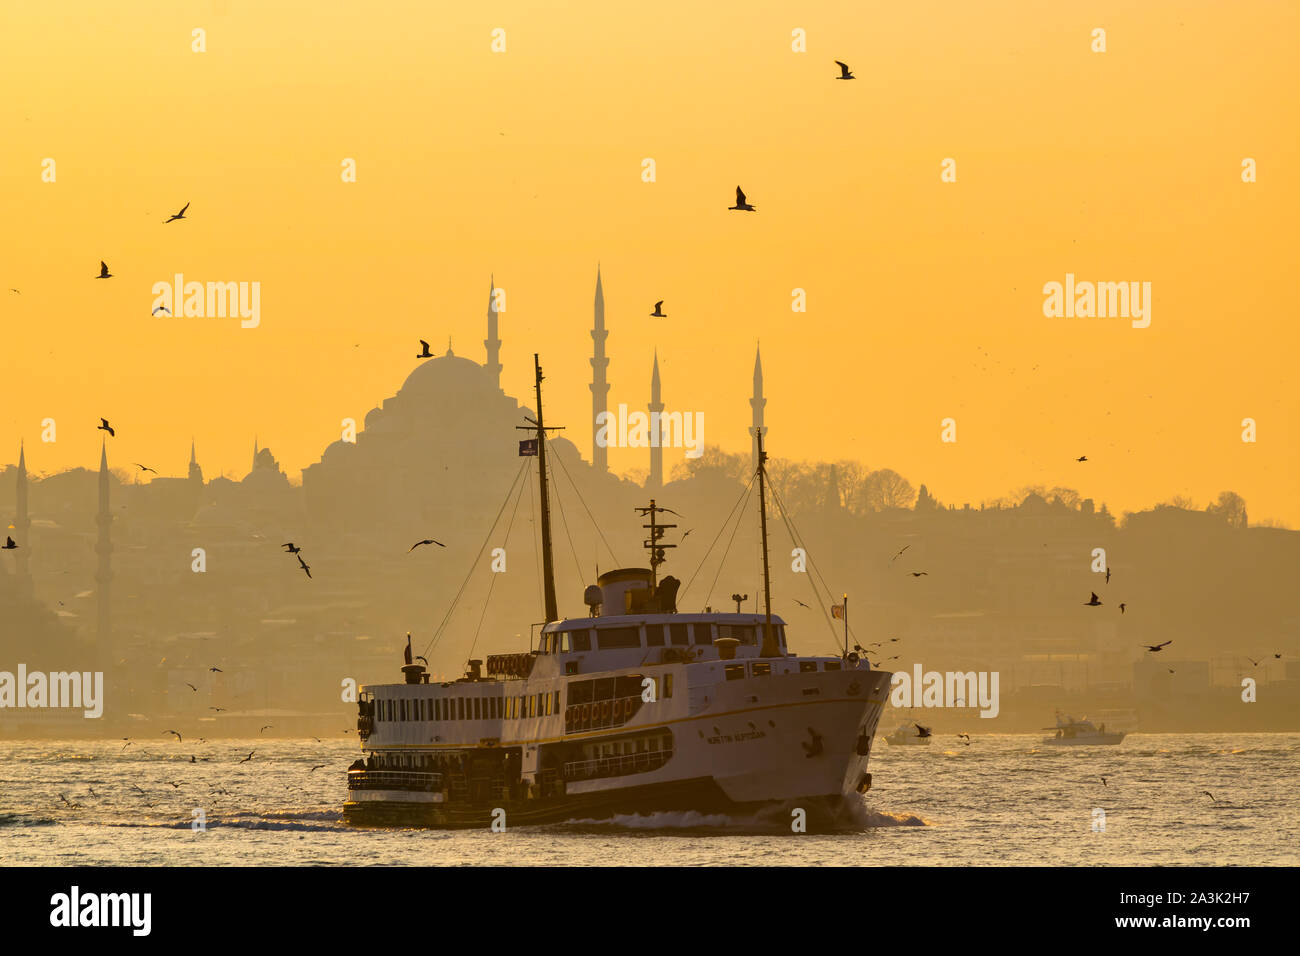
[756,430,780,658]
[635,498,677,594]
[517,354,563,623]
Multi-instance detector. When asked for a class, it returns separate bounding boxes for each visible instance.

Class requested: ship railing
[563,747,674,781]
[564,693,644,734]
[346,770,445,792]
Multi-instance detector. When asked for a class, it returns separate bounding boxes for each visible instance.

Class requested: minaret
[484,274,503,390]
[648,350,664,488]
[589,266,610,472]
[96,440,113,660]
[748,344,767,471]
[14,442,30,579]
[188,439,203,483]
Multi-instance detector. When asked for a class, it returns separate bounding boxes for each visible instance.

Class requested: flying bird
[1119,603,1127,614]
[297,554,311,579]
[1105,566,1111,585]
[152,306,170,315]
[2,536,16,550]
[409,538,445,551]
[259,725,274,734]
[1100,776,1107,787]
[96,261,113,279]
[1247,657,1262,667]
[185,682,197,692]
[209,666,223,673]
[1201,791,1216,802]
[310,764,327,772]
[97,418,115,437]
[1142,640,1173,653]
[164,729,182,742]
[134,463,157,474]
[957,733,970,744]
[793,599,810,608]
[910,571,928,577]
[1084,592,1102,606]
[728,186,756,212]
[1076,456,1087,462]
[681,529,693,539]
[239,751,255,763]
[890,545,911,564]
[164,202,190,223]
[834,60,855,80]
[914,723,932,738]
[650,300,666,317]
[209,706,226,712]
[416,339,433,358]
[281,543,301,553]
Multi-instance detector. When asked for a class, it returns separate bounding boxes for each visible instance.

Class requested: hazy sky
[2,1,1296,523]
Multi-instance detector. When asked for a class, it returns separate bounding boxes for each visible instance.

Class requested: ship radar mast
[635,499,677,592]
[518,354,563,623]
[756,430,780,658]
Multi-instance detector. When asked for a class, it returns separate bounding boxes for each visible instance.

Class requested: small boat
[1041,711,1125,746]
[883,722,932,746]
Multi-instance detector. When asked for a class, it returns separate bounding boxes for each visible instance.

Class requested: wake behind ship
[342,356,891,828]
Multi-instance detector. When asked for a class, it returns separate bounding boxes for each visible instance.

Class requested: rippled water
[2,735,1295,865]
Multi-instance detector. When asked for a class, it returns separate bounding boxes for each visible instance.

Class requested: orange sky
[1,1,1297,523]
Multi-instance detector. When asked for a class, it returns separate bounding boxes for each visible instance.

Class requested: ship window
[400,700,407,721]
[572,630,592,652]
[824,661,842,671]
[725,664,745,681]
[435,699,442,721]
[458,698,465,720]
[693,623,714,645]
[751,662,771,677]
[594,677,616,700]
[553,690,561,713]
[473,698,481,720]
[664,674,673,698]
[668,623,689,646]
[799,661,817,673]
[596,626,641,650]
[647,625,665,647]
[560,632,571,653]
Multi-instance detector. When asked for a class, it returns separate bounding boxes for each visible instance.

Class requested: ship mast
[519,354,562,623]
[756,430,780,658]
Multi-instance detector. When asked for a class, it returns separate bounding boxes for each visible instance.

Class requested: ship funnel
[466,659,483,681]
[595,568,653,615]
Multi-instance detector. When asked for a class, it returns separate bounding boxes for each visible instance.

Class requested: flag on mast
[831,604,845,619]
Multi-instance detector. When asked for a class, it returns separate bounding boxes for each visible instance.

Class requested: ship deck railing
[346,770,445,792]
[563,747,674,781]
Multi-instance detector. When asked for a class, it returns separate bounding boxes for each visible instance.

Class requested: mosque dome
[396,346,496,402]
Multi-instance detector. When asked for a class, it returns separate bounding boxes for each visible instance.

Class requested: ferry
[1041,711,1126,746]
[342,355,893,828]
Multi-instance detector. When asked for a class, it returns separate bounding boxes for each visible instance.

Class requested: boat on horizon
[342,355,892,828]
[1041,711,1126,746]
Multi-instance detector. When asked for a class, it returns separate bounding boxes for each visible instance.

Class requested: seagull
[8,289,18,294]
[409,538,445,551]
[914,723,932,738]
[152,306,170,315]
[167,781,182,789]
[1119,603,1127,614]
[97,418,115,437]
[58,792,80,808]
[793,599,810,608]
[88,787,98,797]
[957,733,970,744]
[416,339,433,358]
[310,764,327,772]
[2,536,16,550]
[164,202,190,223]
[650,300,666,317]
[1275,653,1283,659]
[259,725,274,734]
[1247,657,1262,667]
[681,529,693,540]
[131,784,146,796]
[728,186,756,212]
[164,729,182,742]
[1105,566,1111,585]
[910,571,928,577]
[281,543,301,553]
[1084,592,1102,606]
[834,60,855,80]
[1076,456,1087,462]
[134,464,157,474]
[96,261,113,279]
[296,554,311,579]
[185,682,197,692]
[1201,791,1216,802]
[1142,640,1172,653]
[239,751,255,763]
[209,666,223,673]
[121,741,133,750]
[890,545,911,564]
[209,706,225,711]
[1100,776,1107,787]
